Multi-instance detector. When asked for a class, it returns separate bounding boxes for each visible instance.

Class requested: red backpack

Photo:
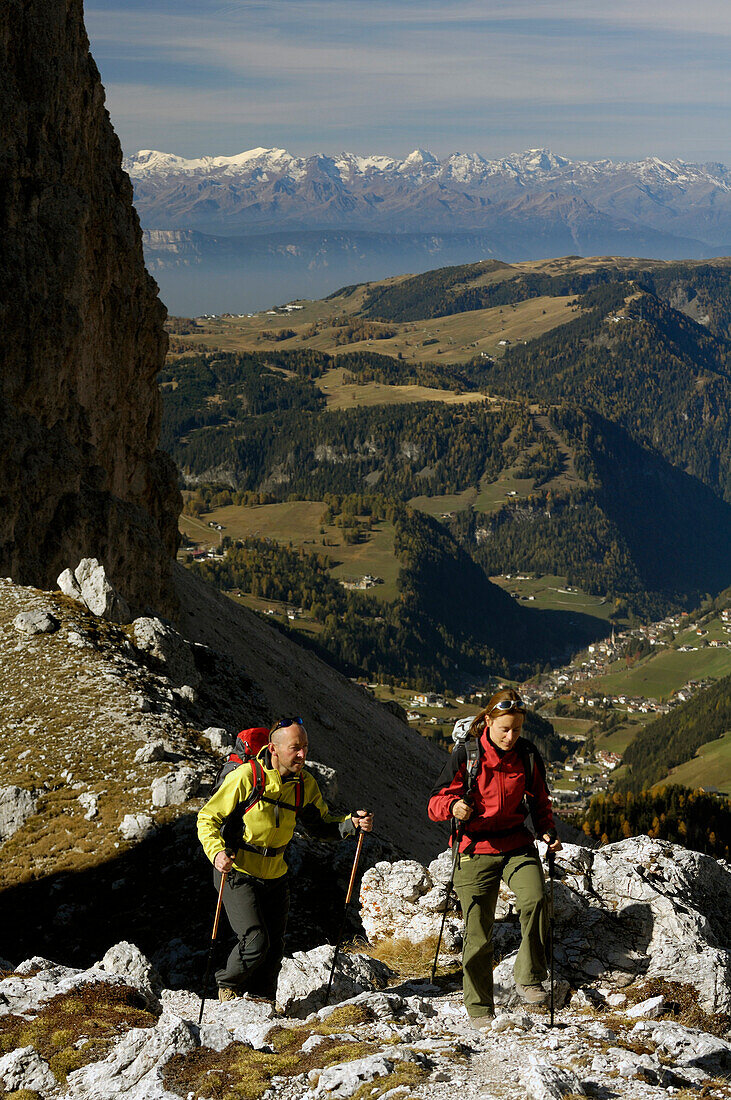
[212,727,304,850]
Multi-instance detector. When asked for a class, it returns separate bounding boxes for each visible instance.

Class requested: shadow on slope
[0,813,392,988]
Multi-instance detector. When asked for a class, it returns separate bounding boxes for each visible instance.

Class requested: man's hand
[451,799,473,822]
[352,810,373,832]
[214,850,235,873]
[543,833,562,853]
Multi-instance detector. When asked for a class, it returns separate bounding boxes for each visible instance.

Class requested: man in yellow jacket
[197,718,373,1002]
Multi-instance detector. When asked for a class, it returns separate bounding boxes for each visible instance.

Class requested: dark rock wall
[0,0,180,615]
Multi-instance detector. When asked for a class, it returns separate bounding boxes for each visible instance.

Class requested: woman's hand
[543,833,562,853]
[451,799,473,822]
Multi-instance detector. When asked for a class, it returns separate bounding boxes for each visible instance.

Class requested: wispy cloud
[87,0,731,161]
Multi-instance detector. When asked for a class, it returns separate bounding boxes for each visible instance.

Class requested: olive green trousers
[453,844,547,1019]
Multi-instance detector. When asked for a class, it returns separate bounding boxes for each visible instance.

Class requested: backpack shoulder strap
[516,739,547,795]
[241,758,266,815]
[463,736,481,800]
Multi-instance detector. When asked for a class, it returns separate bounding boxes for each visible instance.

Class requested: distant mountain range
[126,147,731,312]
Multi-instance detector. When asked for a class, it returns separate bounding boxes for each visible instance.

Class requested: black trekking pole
[547,847,555,1028]
[430,822,463,983]
[325,822,367,1006]
[198,858,232,1026]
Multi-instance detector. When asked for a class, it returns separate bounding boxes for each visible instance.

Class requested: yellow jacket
[197,753,354,879]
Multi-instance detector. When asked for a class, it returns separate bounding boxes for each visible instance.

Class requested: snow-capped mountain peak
[124,145,731,250]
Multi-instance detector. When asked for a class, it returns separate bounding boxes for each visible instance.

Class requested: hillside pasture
[474,471,537,512]
[582,645,731,701]
[662,732,731,794]
[316,368,489,410]
[489,574,615,622]
[168,293,580,366]
[179,501,401,602]
[409,487,478,516]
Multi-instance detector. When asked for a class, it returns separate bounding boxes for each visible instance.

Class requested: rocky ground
[2,570,730,1100]
[1,875,730,1100]
[0,569,416,981]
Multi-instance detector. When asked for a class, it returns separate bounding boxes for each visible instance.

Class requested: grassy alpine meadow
[180,500,401,603]
[581,645,731,701]
[408,485,479,516]
[487,574,616,622]
[167,286,581,367]
[662,732,731,793]
[315,367,489,410]
[593,717,652,755]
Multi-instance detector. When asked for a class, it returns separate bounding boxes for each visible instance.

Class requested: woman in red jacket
[428,688,562,1030]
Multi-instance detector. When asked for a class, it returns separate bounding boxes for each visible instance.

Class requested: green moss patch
[164,1007,380,1100]
[0,982,158,1084]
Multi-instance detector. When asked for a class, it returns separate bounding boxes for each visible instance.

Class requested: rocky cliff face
[0,0,180,615]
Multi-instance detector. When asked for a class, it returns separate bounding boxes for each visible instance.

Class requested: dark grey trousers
[213,868,290,998]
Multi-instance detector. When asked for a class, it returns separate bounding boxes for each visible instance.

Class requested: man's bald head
[269,722,308,777]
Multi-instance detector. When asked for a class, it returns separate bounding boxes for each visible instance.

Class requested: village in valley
[365,602,731,812]
[181,503,731,808]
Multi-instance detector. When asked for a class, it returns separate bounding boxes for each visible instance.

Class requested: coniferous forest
[163,256,731,698]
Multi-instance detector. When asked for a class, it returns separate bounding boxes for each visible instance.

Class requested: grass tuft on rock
[0,982,157,1084]
[351,934,456,979]
[626,979,731,1039]
[349,1060,429,1099]
[163,1009,384,1100]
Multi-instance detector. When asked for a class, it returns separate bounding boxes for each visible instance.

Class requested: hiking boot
[468,1011,495,1033]
[515,983,548,1006]
[218,987,241,1003]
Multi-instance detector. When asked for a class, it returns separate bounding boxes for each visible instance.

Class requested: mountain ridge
[126,145,731,245]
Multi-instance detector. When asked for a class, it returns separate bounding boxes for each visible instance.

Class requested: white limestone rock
[311,1048,430,1099]
[151,768,200,808]
[202,726,233,754]
[74,557,131,622]
[97,942,162,1008]
[119,813,155,841]
[586,836,731,1012]
[0,959,122,1015]
[13,608,59,634]
[626,994,666,1019]
[363,838,731,1014]
[65,1012,196,1098]
[161,988,275,1044]
[631,1018,731,1083]
[78,791,99,819]
[0,785,38,842]
[360,858,462,950]
[134,741,167,764]
[58,566,84,601]
[197,1021,233,1052]
[132,617,200,688]
[306,760,339,804]
[0,1046,57,1093]
[276,945,394,1018]
[520,1056,586,1100]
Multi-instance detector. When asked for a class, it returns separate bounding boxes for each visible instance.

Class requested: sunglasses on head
[270,716,304,735]
[489,697,525,715]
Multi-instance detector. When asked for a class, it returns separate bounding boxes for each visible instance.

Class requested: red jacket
[427,730,555,855]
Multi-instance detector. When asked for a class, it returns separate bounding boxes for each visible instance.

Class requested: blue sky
[86,0,731,163]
